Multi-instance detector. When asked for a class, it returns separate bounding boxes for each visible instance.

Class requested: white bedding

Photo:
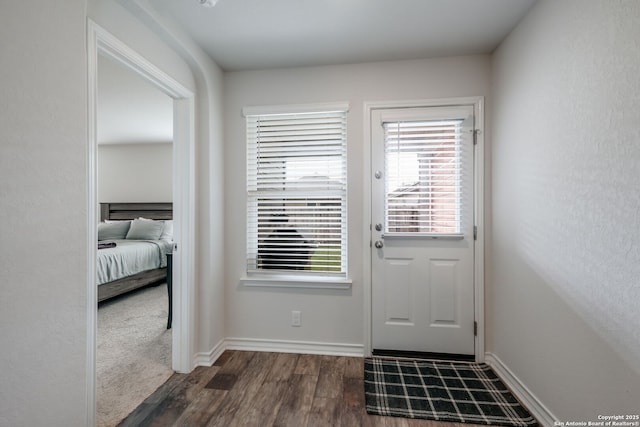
[97,239,172,285]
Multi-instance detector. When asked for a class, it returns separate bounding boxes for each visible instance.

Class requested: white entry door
[371,105,476,356]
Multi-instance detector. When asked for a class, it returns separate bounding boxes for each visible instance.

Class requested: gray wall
[1,0,227,423]
[490,0,640,419]
[223,56,491,347]
[0,2,88,425]
[98,143,173,203]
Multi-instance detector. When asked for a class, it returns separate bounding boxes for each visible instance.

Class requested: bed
[97,203,173,303]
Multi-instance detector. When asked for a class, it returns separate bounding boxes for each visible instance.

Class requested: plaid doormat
[364,358,538,427]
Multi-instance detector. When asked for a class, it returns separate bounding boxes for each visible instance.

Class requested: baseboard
[224,337,364,357]
[193,338,226,367]
[485,352,556,427]
[194,337,363,367]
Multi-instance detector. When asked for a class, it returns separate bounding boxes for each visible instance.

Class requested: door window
[383,119,465,235]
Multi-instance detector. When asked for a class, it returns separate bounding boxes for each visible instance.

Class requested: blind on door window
[246,109,347,274]
[383,119,465,234]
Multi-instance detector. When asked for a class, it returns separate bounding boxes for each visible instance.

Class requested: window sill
[240,275,352,290]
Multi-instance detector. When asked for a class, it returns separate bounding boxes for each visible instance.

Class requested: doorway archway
[86,20,196,425]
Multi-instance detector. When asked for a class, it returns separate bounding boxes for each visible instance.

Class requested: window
[245,104,348,278]
[384,118,466,235]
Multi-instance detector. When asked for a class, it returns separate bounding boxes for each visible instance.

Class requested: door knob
[374,240,384,249]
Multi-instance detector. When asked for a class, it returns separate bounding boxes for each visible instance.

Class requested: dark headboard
[100,202,173,222]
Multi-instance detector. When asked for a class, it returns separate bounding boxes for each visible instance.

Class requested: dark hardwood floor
[118,350,487,427]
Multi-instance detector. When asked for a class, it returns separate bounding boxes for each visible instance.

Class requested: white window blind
[246,108,347,275]
[384,119,466,234]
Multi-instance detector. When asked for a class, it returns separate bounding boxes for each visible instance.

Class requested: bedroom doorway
[87,21,196,426]
[95,53,175,426]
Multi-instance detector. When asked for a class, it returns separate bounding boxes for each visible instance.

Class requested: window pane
[384,120,462,234]
[247,108,347,274]
[253,197,343,271]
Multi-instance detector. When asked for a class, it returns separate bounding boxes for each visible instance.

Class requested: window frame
[241,102,351,289]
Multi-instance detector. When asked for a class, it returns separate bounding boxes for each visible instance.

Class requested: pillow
[126,218,164,240]
[160,220,173,241]
[138,217,174,241]
[98,221,131,241]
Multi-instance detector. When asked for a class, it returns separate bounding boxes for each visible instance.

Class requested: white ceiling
[152,0,537,71]
[98,0,536,144]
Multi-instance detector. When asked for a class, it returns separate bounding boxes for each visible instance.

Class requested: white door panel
[371,105,476,356]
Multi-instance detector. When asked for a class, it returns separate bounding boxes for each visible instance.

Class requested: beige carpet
[97,283,173,427]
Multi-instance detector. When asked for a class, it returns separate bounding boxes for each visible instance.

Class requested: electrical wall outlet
[291,310,301,327]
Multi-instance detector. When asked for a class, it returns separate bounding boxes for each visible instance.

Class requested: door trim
[86,20,196,426]
[362,97,485,362]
